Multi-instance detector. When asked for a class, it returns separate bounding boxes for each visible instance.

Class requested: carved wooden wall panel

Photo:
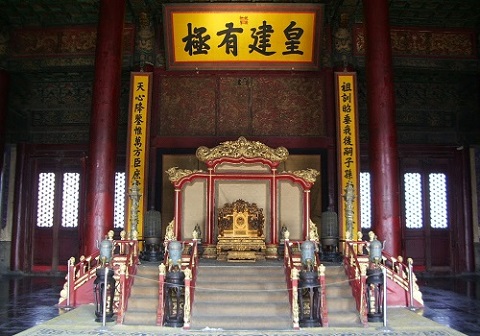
[156,74,326,137]
[251,76,325,136]
[158,76,217,136]
[218,77,251,136]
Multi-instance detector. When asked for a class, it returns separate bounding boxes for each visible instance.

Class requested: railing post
[291,267,300,330]
[183,268,192,330]
[67,257,76,308]
[407,257,416,310]
[360,263,368,326]
[116,264,127,323]
[318,264,328,327]
[157,263,166,326]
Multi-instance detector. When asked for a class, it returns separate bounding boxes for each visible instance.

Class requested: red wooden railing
[283,239,301,329]
[342,240,369,326]
[283,239,326,328]
[282,237,423,329]
[183,240,198,329]
[113,239,139,323]
[342,238,424,325]
[157,239,199,328]
[316,260,328,327]
[58,231,139,321]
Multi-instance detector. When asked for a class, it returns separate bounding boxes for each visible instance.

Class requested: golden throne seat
[216,199,266,262]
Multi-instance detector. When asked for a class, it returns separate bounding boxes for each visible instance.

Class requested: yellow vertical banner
[126,72,152,239]
[335,72,360,241]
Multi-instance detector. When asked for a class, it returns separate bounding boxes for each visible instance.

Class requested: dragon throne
[216,199,266,262]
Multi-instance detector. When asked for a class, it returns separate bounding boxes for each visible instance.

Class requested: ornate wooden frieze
[354,25,476,59]
[6,25,135,70]
[10,25,135,57]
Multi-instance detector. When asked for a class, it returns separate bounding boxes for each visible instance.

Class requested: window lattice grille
[429,173,448,229]
[114,172,126,229]
[36,173,55,228]
[61,173,80,228]
[360,172,372,229]
[404,173,423,229]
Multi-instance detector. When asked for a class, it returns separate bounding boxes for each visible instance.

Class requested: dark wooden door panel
[429,231,450,268]
[30,161,82,273]
[58,229,79,269]
[404,237,426,272]
[33,228,54,270]
[400,154,455,274]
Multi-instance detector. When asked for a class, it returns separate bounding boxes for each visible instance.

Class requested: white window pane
[114,172,126,229]
[62,173,80,228]
[429,173,448,229]
[404,173,423,229]
[360,172,372,229]
[37,173,55,228]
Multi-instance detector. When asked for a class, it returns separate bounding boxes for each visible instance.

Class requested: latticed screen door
[32,168,126,272]
[360,166,451,272]
[33,169,82,272]
[401,159,452,273]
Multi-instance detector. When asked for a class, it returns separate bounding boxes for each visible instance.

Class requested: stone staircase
[190,260,292,330]
[123,263,159,325]
[324,263,362,327]
[121,260,361,329]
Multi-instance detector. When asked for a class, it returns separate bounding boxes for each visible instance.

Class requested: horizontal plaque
[163,3,324,70]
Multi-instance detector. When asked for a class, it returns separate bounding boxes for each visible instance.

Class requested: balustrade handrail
[342,240,368,326]
[58,235,139,316]
[375,248,423,307]
[284,239,301,329]
[342,239,423,319]
[283,239,325,328]
[158,239,199,328]
[183,239,198,329]
[113,239,139,323]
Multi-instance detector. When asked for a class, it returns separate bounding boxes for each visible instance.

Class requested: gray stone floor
[0,271,479,336]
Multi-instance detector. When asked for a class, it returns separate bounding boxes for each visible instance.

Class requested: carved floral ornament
[196,136,289,163]
[166,137,319,184]
[165,167,203,183]
[286,168,320,183]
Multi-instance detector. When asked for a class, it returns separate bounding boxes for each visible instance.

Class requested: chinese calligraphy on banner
[163,3,323,70]
[335,72,360,241]
[126,72,152,239]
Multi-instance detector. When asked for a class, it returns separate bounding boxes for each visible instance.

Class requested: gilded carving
[216,199,266,261]
[196,136,289,163]
[165,167,203,182]
[164,219,176,242]
[309,219,319,242]
[287,168,320,183]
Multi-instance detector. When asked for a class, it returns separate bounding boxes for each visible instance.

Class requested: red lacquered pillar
[84,0,126,256]
[363,0,401,256]
[0,69,9,174]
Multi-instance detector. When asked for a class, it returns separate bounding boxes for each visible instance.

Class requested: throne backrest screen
[217,199,265,238]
